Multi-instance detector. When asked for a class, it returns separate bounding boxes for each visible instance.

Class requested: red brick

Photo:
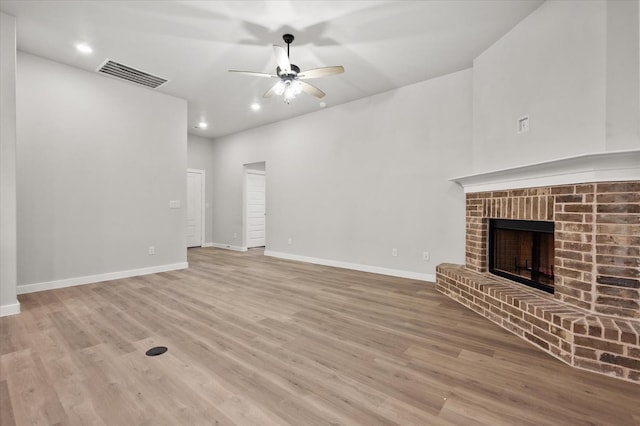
[556,213,587,223]
[546,197,554,220]
[599,353,640,370]
[523,312,550,331]
[562,259,593,273]
[572,319,588,335]
[551,186,575,195]
[503,304,524,318]
[556,232,586,243]
[555,267,583,280]
[558,223,593,234]
[595,305,640,319]
[596,255,640,267]
[596,245,640,257]
[561,279,592,292]
[597,214,640,225]
[562,241,592,253]
[596,285,639,299]
[502,320,526,337]
[574,358,624,377]
[597,193,640,203]
[532,326,560,346]
[524,331,550,350]
[573,336,624,354]
[597,182,640,193]
[556,194,584,203]
[575,347,597,359]
[575,184,595,194]
[597,204,640,214]
[563,204,594,213]
[614,321,639,344]
[598,318,618,339]
[550,325,570,340]
[596,234,640,246]
[596,223,640,235]
[596,266,640,279]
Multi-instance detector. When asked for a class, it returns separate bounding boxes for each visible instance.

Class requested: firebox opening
[489,219,555,294]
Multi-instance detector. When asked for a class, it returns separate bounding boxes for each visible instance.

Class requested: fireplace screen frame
[488,219,555,294]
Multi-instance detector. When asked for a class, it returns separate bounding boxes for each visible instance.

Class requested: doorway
[187,169,205,248]
[244,162,266,249]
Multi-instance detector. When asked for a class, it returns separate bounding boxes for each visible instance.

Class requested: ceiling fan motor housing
[282,34,295,44]
[277,64,300,80]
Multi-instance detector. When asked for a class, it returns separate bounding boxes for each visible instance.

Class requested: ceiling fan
[229,34,344,104]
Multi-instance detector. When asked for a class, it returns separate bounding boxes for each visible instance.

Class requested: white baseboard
[207,242,248,252]
[202,242,215,248]
[17,262,189,295]
[264,251,435,282]
[0,301,21,317]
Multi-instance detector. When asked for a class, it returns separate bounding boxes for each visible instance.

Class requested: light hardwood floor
[1,247,638,425]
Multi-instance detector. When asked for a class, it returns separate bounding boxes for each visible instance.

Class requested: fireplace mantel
[451,150,640,193]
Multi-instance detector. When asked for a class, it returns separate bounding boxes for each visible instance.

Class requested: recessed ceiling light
[75,42,93,54]
[250,103,261,111]
[197,121,208,129]
[319,102,327,108]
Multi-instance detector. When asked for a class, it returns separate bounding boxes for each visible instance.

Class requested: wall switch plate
[233,232,237,238]
[517,116,530,134]
[287,237,292,245]
[392,248,398,257]
[423,251,430,261]
[169,200,181,209]
[148,246,155,255]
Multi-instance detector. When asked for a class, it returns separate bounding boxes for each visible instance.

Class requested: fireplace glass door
[489,219,555,294]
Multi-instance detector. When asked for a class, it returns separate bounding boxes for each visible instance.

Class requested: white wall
[472,0,608,173]
[605,0,640,151]
[0,12,20,316]
[187,134,214,244]
[472,0,639,174]
[210,69,473,279]
[16,52,188,290]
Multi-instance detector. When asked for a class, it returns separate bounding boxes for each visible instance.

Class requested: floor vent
[97,60,168,88]
[145,346,168,356]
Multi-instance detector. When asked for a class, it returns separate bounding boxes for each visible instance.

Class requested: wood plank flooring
[1,247,639,425]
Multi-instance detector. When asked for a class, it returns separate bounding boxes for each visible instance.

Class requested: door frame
[187,168,206,247]
[243,163,266,250]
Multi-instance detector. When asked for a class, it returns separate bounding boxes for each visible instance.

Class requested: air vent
[97,60,168,89]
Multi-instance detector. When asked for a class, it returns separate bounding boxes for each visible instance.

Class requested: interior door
[246,171,266,248]
[186,170,203,248]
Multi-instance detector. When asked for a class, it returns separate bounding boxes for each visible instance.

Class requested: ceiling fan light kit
[229,33,344,104]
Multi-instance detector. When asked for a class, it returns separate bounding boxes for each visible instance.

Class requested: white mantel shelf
[451,150,640,193]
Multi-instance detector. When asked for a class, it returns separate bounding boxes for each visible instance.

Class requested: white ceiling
[1,0,543,139]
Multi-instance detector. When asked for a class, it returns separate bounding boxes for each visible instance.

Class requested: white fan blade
[298,66,344,79]
[228,70,278,78]
[299,80,325,98]
[273,45,291,73]
[263,83,278,98]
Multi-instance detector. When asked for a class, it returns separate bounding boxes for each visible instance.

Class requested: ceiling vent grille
[97,60,168,88]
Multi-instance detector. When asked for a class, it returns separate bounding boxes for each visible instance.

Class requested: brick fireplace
[437,159,640,383]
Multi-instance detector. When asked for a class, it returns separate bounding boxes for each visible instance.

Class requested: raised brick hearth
[436,181,640,382]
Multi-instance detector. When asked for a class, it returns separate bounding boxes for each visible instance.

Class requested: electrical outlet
[517,116,530,134]
[392,248,398,257]
[148,246,155,255]
[423,251,430,261]
[287,237,292,245]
